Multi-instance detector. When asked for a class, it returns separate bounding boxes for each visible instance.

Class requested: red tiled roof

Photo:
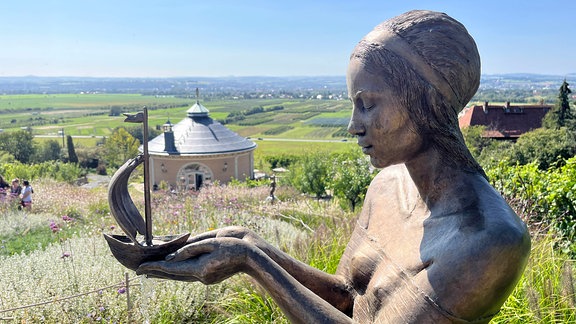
[458,103,551,138]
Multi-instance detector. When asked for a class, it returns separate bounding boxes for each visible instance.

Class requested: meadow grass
[0,177,573,323]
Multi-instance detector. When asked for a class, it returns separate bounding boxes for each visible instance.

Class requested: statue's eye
[364,102,375,110]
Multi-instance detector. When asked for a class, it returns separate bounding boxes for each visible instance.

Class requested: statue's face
[347,58,423,168]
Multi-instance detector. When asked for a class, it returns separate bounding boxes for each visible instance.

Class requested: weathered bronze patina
[108,10,530,323]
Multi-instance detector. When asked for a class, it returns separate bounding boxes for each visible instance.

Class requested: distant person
[20,180,33,211]
[10,178,22,197]
[0,175,9,188]
[0,175,9,198]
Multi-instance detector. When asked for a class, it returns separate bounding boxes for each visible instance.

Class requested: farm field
[0,94,351,135]
[0,94,355,156]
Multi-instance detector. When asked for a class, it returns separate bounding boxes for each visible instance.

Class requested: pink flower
[61,252,71,258]
[62,215,74,222]
[110,225,116,230]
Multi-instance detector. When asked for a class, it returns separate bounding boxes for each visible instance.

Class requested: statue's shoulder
[419,176,530,319]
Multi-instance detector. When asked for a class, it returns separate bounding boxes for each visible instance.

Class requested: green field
[0,95,353,137]
[0,94,355,157]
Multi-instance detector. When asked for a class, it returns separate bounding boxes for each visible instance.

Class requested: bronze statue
[108,10,530,323]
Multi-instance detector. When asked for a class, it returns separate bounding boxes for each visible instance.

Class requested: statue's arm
[137,236,354,324]
[184,226,355,313]
[246,243,354,324]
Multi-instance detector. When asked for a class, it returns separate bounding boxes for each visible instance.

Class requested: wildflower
[49,221,59,233]
[117,287,126,294]
[61,252,71,258]
[110,225,116,230]
[99,306,105,312]
[62,215,74,222]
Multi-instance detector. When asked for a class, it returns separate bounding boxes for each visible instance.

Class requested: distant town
[0,73,575,103]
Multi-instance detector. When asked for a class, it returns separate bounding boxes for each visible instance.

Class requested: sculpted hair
[351,10,486,178]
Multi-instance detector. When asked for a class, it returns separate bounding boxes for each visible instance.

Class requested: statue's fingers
[186,228,221,244]
[168,239,219,262]
[139,269,198,282]
[136,260,171,274]
[137,261,199,279]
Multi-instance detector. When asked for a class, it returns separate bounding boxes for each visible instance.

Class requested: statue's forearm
[254,242,354,313]
[245,247,354,324]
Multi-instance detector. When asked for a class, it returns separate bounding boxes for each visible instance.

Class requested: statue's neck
[404,147,471,210]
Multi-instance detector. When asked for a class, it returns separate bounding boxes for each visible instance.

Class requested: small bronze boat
[104,154,190,271]
[104,109,189,271]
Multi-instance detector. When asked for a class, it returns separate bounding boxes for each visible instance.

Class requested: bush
[488,157,576,255]
[0,161,83,183]
[510,127,576,170]
[288,152,329,198]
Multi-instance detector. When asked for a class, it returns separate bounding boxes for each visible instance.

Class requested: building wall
[150,150,254,190]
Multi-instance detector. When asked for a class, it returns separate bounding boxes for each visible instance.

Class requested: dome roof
[147,103,256,155]
[187,100,209,117]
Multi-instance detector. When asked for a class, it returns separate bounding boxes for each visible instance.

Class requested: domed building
[147,98,257,191]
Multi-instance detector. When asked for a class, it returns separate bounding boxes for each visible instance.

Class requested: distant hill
[480,73,576,90]
[0,74,574,95]
[0,76,347,95]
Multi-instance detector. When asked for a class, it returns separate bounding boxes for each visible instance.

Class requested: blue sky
[1,0,574,77]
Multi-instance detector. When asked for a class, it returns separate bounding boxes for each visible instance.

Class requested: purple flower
[49,221,59,233]
[110,225,116,230]
[117,287,126,294]
[61,252,71,258]
[99,306,105,312]
[62,215,74,222]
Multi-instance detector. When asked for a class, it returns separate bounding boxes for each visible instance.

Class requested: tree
[32,139,61,163]
[543,79,574,130]
[264,153,299,169]
[460,125,493,160]
[104,128,140,168]
[289,152,330,199]
[0,130,35,163]
[329,150,375,211]
[510,127,576,170]
[67,135,79,163]
[123,125,160,145]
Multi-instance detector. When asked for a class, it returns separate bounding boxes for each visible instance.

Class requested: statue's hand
[187,226,265,247]
[136,237,251,284]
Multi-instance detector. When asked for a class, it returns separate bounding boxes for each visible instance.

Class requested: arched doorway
[177,162,213,191]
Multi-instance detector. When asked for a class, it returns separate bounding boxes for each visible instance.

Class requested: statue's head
[348,10,484,174]
[349,9,480,124]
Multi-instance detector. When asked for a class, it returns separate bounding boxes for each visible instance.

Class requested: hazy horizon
[2,1,575,78]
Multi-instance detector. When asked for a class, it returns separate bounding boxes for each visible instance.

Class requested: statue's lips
[359,143,373,154]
